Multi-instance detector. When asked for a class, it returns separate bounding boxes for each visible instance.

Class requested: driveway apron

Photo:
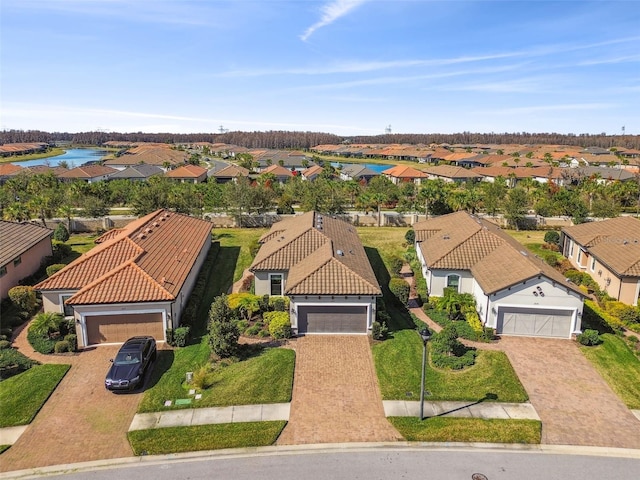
[277,336,402,445]
[500,336,640,449]
[1,324,143,472]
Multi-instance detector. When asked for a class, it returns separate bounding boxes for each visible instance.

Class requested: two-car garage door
[497,307,573,338]
[86,313,164,345]
[297,305,367,334]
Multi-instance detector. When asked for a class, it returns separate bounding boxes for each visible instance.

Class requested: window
[0,265,6,277]
[568,241,574,257]
[446,274,460,292]
[270,274,283,296]
[60,294,74,317]
[577,250,582,263]
[13,256,22,267]
[590,257,596,271]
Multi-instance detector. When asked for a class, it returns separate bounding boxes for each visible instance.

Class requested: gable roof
[212,164,250,178]
[302,165,324,178]
[261,164,294,177]
[423,165,482,179]
[0,163,23,176]
[35,210,212,305]
[108,164,164,179]
[562,217,640,277]
[250,212,381,296]
[0,221,53,267]
[414,212,584,295]
[104,145,188,168]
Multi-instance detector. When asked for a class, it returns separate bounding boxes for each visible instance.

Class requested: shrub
[8,286,37,312]
[27,329,57,354]
[371,321,388,340]
[389,256,404,277]
[269,296,289,312]
[54,340,70,353]
[64,334,77,352]
[239,274,255,293]
[165,328,174,345]
[0,348,37,379]
[46,264,66,277]
[376,310,391,325]
[29,312,65,338]
[173,326,190,347]
[544,230,560,246]
[52,241,72,262]
[583,300,624,332]
[404,229,415,244]
[208,295,240,358]
[431,347,477,370]
[258,294,270,313]
[577,329,602,346]
[191,364,214,390]
[464,308,483,335]
[245,323,263,336]
[0,340,11,350]
[544,253,559,267]
[268,312,292,339]
[604,301,640,325]
[249,238,261,257]
[389,278,410,306]
[430,324,477,369]
[53,223,70,242]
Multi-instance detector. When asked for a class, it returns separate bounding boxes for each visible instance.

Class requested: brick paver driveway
[277,336,402,445]
[500,336,640,449]
[1,324,144,472]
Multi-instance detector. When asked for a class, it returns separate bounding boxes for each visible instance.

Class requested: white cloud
[301,0,368,42]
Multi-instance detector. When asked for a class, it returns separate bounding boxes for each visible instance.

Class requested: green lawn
[128,421,286,455]
[580,334,640,409]
[373,329,528,403]
[0,364,70,428]
[138,344,294,413]
[0,445,10,455]
[389,417,541,444]
[213,228,267,282]
[0,148,65,163]
[358,227,410,266]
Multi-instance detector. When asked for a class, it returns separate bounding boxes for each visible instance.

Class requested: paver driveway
[1,325,143,472]
[277,336,402,445]
[500,336,640,449]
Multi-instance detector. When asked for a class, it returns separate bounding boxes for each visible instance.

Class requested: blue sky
[1,0,639,136]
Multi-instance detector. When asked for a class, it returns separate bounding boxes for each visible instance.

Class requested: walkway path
[277,336,403,445]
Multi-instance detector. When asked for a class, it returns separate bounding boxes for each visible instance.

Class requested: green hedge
[0,348,38,380]
[389,278,410,306]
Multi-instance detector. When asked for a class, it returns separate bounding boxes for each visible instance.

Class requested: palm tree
[30,312,64,338]
[3,202,30,222]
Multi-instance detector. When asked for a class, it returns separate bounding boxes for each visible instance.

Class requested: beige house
[562,217,640,305]
[35,210,212,347]
[250,212,381,334]
[0,221,53,299]
[414,212,585,338]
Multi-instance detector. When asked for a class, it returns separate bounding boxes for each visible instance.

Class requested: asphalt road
[24,446,640,480]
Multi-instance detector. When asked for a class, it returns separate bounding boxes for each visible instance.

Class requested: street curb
[2,442,639,479]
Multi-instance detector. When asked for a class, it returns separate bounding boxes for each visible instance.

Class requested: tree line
[2,129,639,150]
[2,164,638,230]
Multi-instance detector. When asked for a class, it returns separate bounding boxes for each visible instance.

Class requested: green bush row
[0,348,38,380]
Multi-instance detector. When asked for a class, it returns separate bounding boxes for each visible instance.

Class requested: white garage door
[297,305,368,334]
[497,308,573,338]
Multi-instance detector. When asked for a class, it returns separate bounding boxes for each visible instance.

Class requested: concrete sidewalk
[384,401,541,420]
[128,403,291,431]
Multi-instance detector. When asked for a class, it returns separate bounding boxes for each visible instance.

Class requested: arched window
[446,274,460,292]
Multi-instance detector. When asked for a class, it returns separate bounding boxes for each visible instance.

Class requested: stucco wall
[254,271,288,296]
[0,237,52,299]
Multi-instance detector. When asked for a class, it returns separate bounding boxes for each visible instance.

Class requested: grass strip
[389,417,541,444]
[128,421,286,455]
[580,333,640,409]
[0,364,70,427]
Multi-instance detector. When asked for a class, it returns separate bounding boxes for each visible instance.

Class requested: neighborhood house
[561,216,640,306]
[414,212,585,338]
[250,211,381,334]
[35,210,212,348]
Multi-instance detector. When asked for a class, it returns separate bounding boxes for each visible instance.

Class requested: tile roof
[0,221,53,266]
[36,210,212,305]
[382,165,428,178]
[414,212,584,295]
[212,164,250,178]
[104,145,188,167]
[108,164,164,179]
[250,212,381,296]
[562,217,640,277]
[302,165,324,178]
[0,164,23,176]
[261,164,294,177]
[165,164,207,178]
[57,165,117,179]
[423,165,482,179]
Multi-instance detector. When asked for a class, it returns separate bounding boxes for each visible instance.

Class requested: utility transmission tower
[385,124,392,134]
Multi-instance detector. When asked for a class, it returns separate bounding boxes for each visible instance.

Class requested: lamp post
[418,327,431,420]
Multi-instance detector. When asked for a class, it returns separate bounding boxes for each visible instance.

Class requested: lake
[331,162,393,173]
[10,148,109,168]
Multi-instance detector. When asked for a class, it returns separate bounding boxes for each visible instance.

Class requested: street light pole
[418,327,431,420]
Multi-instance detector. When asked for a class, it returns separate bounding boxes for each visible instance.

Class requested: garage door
[86,313,164,344]
[497,308,573,338]
[297,305,367,334]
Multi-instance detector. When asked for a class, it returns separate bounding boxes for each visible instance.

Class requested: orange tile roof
[382,165,428,178]
[302,165,323,177]
[414,212,584,295]
[212,164,250,177]
[250,212,380,296]
[562,217,640,277]
[261,164,294,177]
[35,210,212,305]
[57,165,117,179]
[0,163,23,176]
[165,164,207,178]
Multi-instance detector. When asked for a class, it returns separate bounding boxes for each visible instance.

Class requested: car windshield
[114,351,141,365]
